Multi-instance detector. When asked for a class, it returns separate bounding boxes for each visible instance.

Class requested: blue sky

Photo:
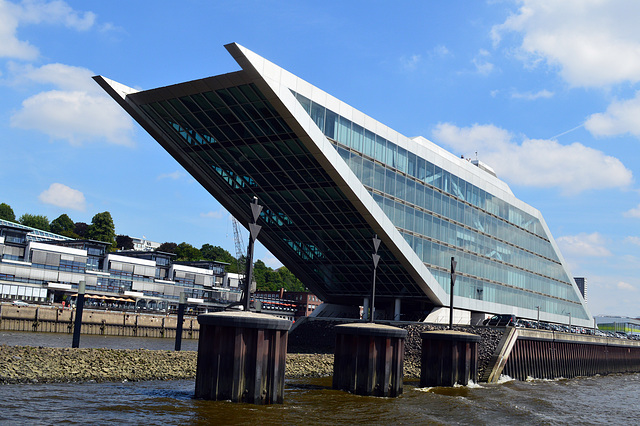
[1,0,640,317]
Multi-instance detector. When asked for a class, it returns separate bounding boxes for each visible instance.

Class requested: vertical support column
[332,323,407,397]
[71,281,86,348]
[420,330,481,387]
[362,298,370,321]
[195,311,291,405]
[175,292,187,351]
[394,298,401,321]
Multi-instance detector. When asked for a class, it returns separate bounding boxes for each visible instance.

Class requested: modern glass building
[96,43,592,326]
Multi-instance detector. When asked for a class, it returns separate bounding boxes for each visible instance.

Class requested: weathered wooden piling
[420,330,481,387]
[332,323,407,397]
[194,311,291,404]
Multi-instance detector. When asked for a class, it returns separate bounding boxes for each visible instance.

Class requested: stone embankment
[0,345,334,384]
[289,318,505,380]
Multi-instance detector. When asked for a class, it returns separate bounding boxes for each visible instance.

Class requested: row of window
[404,232,580,304]
[370,190,569,283]
[431,269,587,320]
[293,91,547,240]
[340,148,557,260]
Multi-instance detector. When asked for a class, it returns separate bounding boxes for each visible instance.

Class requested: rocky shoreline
[1,319,501,385]
[0,345,340,384]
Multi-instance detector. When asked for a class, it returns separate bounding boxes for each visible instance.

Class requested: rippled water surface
[2,375,639,425]
[2,332,639,425]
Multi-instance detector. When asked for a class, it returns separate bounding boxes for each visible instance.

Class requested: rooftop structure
[96,43,592,326]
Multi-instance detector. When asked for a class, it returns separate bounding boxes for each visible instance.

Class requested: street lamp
[242,197,262,312]
[535,306,540,328]
[370,235,381,323]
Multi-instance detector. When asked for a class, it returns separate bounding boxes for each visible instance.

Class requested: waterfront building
[595,316,640,336]
[255,288,322,320]
[0,221,239,310]
[96,43,592,326]
[131,236,161,252]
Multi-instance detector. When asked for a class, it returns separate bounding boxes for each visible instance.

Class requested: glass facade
[292,92,586,320]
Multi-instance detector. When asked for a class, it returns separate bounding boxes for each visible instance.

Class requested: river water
[2,331,638,425]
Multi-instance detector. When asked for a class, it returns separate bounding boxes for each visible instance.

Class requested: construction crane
[231,217,246,283]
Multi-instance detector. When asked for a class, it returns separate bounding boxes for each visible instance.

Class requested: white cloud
[38,182,85,211]
[585,91,640,138]
[400,54,421,72]
[492,0,640,88]
[556,232,612,258]
[12,62,98,92]
[624,236,640,246]
[157,171,185,180]
[18,0,96,30]
[473,49,494,76]
[511,89,554,100]
[200,210,225,219]
[617,281,636,292]
[9,63,134,146]
[623,204,640,218]
[262,255,283,269]
[433,45,449,56]
[11,89,134,146]
[0,0,38,59]
[432,122,633,194]
[0,0,96,60]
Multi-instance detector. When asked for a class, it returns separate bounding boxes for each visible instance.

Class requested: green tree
[74,222,89,238]
[50,214,76,235]
[157,242,178,254]
[176,242,201,261]
[19,213,50,231]
[0,203,15,222]
[277,267,307,291]
[253,261,307,292]
[116,235,134,250]
[85,211,116,247]
[201,244,238,270]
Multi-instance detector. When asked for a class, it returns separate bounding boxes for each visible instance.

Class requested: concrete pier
[194,311,291,404]
[420,330,481,387]
[0,303,198,339]
[332,323,407,397]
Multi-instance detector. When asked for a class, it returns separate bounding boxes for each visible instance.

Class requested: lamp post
[71,280,86,348]
[536,306,540,328]
[242,197,262,312]
[370,235,381,323]
[449,257,457,330]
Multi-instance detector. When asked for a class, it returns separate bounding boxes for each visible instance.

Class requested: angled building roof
[95,43,592,326]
